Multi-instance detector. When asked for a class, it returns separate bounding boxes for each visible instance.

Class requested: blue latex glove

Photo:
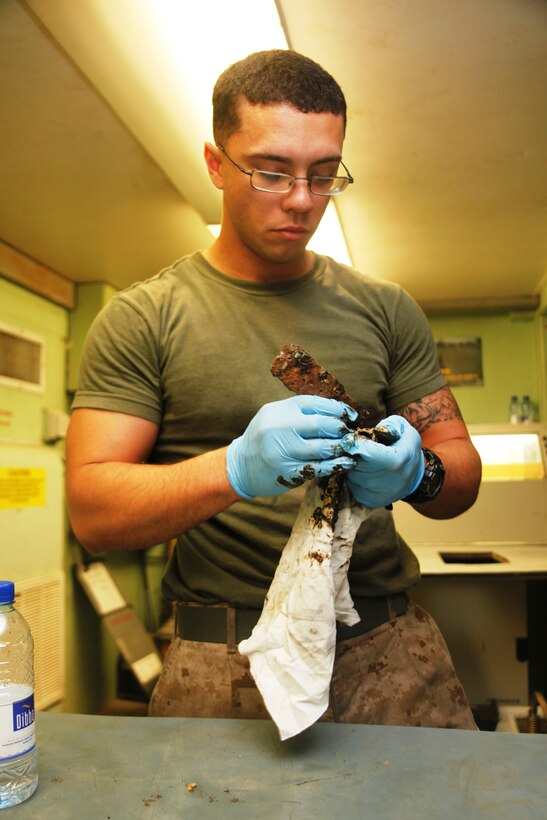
[342,415,425,508]
[226,395,356,499]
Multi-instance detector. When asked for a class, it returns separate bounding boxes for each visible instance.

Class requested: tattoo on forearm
[397,387,462,434]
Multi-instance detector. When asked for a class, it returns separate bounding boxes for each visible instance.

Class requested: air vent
[14,571,65,710]
[0,322,45,392]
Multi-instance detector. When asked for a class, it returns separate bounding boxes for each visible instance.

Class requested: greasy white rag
[238,476,371,740]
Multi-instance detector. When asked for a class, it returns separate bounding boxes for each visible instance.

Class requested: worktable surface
[8,712,546,818]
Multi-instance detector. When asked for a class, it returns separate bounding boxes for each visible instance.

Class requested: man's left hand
[342,415,425,507]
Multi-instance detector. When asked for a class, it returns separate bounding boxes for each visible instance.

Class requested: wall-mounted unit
[0,321,45,393]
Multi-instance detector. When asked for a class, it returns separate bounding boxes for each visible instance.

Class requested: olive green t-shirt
[73,251,445,606]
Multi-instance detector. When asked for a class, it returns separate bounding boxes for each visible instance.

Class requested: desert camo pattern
[149,602,477,731]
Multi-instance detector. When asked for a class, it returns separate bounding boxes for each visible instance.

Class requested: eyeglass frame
[216,144,354,196]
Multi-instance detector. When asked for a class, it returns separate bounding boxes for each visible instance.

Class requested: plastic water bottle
[0,581,38,808]
[521,395,532,423]
[508,395,519,424]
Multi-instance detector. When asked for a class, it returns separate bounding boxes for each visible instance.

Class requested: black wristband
[403,448,445,504]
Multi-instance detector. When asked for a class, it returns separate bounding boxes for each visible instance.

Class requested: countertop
[9,711,547,819]
[413,543,547,575]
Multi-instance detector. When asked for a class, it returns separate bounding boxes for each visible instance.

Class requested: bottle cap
[0,580,15,605]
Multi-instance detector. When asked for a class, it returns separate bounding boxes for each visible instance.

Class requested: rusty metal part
[271,343,370,427]
[271,343,397,444]
[270,344,399,509]
[355,425,398,446]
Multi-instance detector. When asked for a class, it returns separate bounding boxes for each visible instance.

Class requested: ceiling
[1,0,546,310]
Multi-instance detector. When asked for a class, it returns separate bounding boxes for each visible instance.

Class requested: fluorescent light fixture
[145,0,288,142]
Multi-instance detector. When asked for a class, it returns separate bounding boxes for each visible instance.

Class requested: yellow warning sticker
[0,468,46,508]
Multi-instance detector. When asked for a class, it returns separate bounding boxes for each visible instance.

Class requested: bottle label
[0,692,35,761]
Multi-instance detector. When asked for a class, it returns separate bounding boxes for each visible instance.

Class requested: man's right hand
[226,395,355,498]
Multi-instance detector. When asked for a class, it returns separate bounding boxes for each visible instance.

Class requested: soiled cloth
[238,476,371,740]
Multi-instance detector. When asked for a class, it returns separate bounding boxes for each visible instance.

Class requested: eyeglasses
[217,144,354,196]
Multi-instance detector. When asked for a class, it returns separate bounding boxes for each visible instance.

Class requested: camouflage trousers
[148,601,477,730]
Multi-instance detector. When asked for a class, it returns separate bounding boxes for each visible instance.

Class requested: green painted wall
[428,312,542,424]
[0,278,68,584]
[1,277,166,716]
[0,277,72,707]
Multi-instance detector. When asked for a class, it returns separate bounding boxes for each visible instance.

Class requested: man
[66,50,481,729]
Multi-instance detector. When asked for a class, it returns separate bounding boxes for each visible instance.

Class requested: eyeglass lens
[251,170,349,195]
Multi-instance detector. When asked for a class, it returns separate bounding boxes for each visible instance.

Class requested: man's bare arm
[65,408,239,553]
[398,386,481,519]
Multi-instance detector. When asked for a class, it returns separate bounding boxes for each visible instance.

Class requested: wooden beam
[0,240,76,309]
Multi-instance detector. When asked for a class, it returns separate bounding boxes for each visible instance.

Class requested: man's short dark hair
[212,49,347,143]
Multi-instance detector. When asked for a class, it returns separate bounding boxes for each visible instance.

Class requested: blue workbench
[8,711,546,818]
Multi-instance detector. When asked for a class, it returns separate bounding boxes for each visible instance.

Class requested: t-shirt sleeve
[71,294,163,424]
[384,288,445,412]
